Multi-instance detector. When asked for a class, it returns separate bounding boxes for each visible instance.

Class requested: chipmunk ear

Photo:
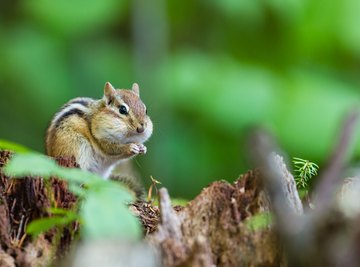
[132,83,140,96]
[104,82,116,104]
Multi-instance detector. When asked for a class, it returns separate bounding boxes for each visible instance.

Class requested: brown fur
[120,90,146,119]
[45,82,153,179]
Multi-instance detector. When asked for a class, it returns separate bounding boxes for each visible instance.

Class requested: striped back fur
[45,97,94,155]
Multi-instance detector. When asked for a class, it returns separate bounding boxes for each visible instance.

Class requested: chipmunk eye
[119,105,129,115]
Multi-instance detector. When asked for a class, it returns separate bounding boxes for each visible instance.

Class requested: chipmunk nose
[136,123,145,133]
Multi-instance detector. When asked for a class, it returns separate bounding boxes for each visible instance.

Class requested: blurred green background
[1,0,360,199]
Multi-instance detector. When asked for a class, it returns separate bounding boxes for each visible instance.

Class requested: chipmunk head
[92,82,153,144]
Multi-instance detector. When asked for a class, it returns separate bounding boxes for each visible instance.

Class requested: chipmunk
[45,82,153,180]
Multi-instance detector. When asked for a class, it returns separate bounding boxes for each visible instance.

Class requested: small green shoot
[292,157,319,189]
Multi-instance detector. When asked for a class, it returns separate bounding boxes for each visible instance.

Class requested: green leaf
[4,152,104,184]
[27,209,78,236]
[4,152,58,178]
[47,207,77,218]
[68,183,87,197]
[0,139,31,153]
[47,207,69,215]
[54,168,97,184]
[27,216,68,236]
[81,185,140,241]
[4,152,140,241]
[27,217,64,236]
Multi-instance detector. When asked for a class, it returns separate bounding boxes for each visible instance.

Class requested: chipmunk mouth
[123,129,149,143]
[124,120,152,143]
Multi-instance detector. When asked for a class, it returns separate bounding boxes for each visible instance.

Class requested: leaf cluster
[4,152,141,241]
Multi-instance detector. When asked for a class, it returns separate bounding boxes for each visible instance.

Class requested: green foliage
[22,0,127,37]
[5,153,61,178]
[0,140,31,153]
[26,208,78,236]
[4,153,141,241]
[292,157,319,189]
[245,212,273,232]
[82,187,141,241]
[2,0,360,198]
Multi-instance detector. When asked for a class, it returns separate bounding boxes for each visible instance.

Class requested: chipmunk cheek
[146,120,153,136]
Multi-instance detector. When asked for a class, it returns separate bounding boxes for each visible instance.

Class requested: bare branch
[314,109,360,209]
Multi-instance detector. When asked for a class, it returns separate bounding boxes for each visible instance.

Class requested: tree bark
[0,151,78,267]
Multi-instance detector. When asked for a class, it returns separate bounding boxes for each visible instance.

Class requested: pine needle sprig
[292,157,319,189]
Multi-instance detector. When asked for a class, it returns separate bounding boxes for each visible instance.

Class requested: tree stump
[0,150,302,267]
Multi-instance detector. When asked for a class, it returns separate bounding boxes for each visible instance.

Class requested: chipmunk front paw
[128,143,147,156]
[137,144,147,154]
